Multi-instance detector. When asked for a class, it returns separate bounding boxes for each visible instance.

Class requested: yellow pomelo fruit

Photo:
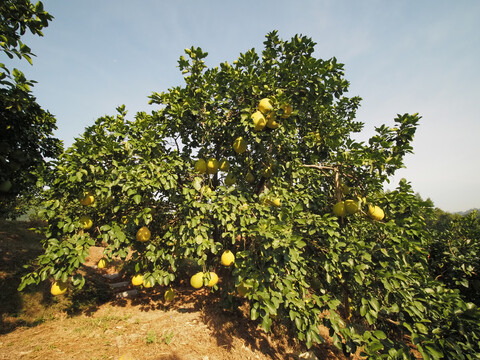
[221,250,235,266]
[79,215,93,230]
[136,226,151,242]
[80,191,95,206]
[143,277,154,288]
[225,173,236,186]
[281,103,293,118]
[375,207,385,221]
[344,199,359,214]
[51,280,68,296]
[367,205,377,219]
[251,111,267,131]
[266,113,279,129]
[207,272,219,287]
[233,137,247,154]
[206,158,219,174]
[194,159,207,173]
[219,159,230,172]
[190,272,204,289]
[164,288,175,302]
[131,274,143,286]
[97,258,108,269]
[367,205,385,221]
[258,98,274,114]
[245,172,255,183]
[333,201,346,217]
[272,198,281,207]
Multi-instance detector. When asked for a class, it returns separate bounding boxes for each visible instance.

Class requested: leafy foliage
[0,0,62,219]
[19,31,480,358]
[427,209,480,306]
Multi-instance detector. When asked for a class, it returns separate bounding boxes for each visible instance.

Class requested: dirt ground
[0,221,353,360]
[1,291,350,360]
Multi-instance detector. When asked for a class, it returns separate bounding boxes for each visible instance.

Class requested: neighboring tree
[427,209,480,305]
[0,0,63,218]
[19,32,480,358]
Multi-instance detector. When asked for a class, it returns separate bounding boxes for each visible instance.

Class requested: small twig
[334,167,342,203]
[386,318,400,326]
[173,137,181,153]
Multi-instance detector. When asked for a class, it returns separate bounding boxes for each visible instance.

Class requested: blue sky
[5,0,480,212]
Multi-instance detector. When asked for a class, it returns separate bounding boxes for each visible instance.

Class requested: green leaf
[415,322,429,334]
[373,330,386,340]
[251,306,259,321]
[261,315,272,332]
[368,340,384,353]
[192,177,202,191]
[424,345,443,359]
[369,297,380,312]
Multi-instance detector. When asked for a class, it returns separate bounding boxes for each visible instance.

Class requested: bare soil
[0,221,353,360]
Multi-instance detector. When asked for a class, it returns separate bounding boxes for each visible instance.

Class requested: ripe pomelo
[266,113,279,129]
[131,274,143,286]
[272,198,281,207]
[221,250,235,266]
[207,272,219,287]
[190,272,204,289]
[51,280,68,296]
[97,258,108,269]
[136,226,151,242]
[333,201,346,217]
[206,158,219,174]
[79,215,93,230]
[252,111,267,131]
[344,199,359,214]
[194,159,207,173]
[164,288,175,301]
[143,277,154,288]
[80,191,95,206]
[258,98,274,114]
[367,205,385,221]
[233,137,247,154]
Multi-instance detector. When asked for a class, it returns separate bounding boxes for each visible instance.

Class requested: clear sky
[5,0,480,213]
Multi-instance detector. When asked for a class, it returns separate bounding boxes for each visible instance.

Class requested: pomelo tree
[19,31,479,358]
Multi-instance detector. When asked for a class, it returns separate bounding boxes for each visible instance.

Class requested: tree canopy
[19,31,480,358]
[0,0,63,218]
